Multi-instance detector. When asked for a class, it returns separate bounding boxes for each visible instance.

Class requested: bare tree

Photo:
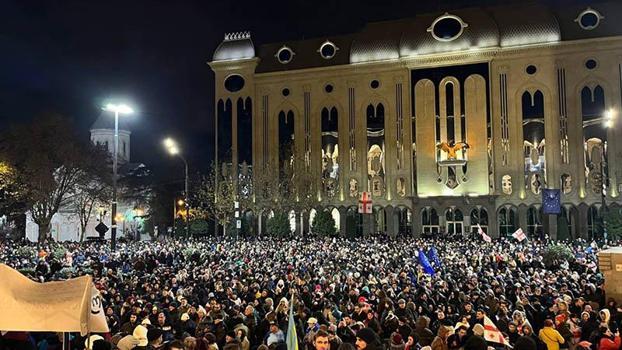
[0,114,108,241]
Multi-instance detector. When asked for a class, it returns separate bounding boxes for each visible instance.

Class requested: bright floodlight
[163,137,176,149]
[169,146,180,155]
[104,103,134,114]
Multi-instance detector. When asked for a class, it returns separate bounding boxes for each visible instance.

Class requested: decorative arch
[217,98,233,164]
[395,206,412,236]
[520,87,547,195]
[526,206,543,238]
[421,207,440,236]
[237,97,253,165]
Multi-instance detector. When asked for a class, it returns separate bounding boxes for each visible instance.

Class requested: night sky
[0,0,599,187]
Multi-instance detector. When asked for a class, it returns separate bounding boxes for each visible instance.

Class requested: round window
[576,8,602,30]
[276,46,294,64]
[429,14,467,42]
[224,74,245,92]
[324,84,334,93]
[526,65,537,75]
[282,88,290,97]
[319,41,337,59]
[370,80,380,89]
[585,59,598,70]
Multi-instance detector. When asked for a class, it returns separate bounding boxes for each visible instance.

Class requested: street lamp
[163,137,190,237]
[103,103,134,251]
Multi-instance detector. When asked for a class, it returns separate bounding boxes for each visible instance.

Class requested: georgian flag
[478,224,492,243]
[484,315,511,347]
[512,228,527,242]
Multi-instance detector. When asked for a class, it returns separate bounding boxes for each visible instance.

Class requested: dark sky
[0,0,598,188]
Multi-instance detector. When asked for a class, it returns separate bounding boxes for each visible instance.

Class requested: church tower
[89,112,131,163]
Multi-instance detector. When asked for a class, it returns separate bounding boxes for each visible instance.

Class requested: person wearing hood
[539,319,565,350]
[599,309,618,334]
[355,328,383,350]
[413,316,434,347]
[579,311,598,342]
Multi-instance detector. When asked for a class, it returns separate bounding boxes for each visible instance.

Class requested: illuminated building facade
[209,2,622,238]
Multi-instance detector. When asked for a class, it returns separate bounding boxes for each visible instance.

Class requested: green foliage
[605,207,622,241]
[542,244,574,268]
[266,212,292,237]
[190,219,210,236]
[16,245,35,259]
[182,247,197,259]
[312,210,337,236]
[51,244,66,259]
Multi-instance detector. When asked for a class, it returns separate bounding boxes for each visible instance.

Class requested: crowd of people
[0,235,621,350]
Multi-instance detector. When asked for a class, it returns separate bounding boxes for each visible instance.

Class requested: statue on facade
[436,140,469,160]
[349,178,359,198]
[561,174,572,194]
[502,175,512,195]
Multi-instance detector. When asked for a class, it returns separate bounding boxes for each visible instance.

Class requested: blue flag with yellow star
[542,188,561,214]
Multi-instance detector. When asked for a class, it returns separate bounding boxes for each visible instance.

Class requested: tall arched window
[522,90,546,194]
[587,205,602,240]
[498,207,517,237]
[445,208,463,235]
[367,103,385,197]
[581,85,607,195]
[527,206,543,237]
[421,207,439,236]
[321,106,339,197]
[237,97,253,165]
[278,110,295,185]
[470,207,488,234]
[217,98,233,163]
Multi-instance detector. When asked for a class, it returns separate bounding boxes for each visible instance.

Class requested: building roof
[213,32,255,62]
[211,1,622,73]
[90,111,132,132]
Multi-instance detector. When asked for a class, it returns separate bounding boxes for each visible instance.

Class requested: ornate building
[209,2,622,239]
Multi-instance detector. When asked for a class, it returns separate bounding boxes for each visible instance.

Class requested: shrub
[542,244,574,269]
[266,212,292,237]
[311,210,337,236]
[190,219,210,236]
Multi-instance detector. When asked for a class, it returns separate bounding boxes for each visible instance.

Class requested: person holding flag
[286,294,299,350]
[512,228,527,242]
[477,224,492,243]
[417,249,435,276]
[483,315,512,348]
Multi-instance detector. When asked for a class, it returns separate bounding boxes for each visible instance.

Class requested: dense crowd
[0,236,621,350]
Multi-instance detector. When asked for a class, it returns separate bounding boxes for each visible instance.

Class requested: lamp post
[164,138,190,237]
[103,103,133,251]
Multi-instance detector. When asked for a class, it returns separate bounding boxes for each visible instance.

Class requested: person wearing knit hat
[355,328,381,350]
[390,332,405,350]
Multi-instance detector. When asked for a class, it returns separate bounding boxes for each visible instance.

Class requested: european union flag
[542,188,561,214]
[418,249,435,276]
[428,247,442,268]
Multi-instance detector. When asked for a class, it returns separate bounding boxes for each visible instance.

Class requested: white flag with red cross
[512,228,527,242]
[477,224,492,243]
[484,315,511,346]
[358,192,372,214]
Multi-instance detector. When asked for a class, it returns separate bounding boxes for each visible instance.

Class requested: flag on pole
[477,224,492,243]
[286,294,299,350]
[484,315,511,346]
[512,228,527,242]
[428,246,443,268]
[418,249,436,276]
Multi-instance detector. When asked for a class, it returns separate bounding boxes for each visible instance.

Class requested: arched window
[396,207,412,236]
[587,205,602,240]
[321,107,339,197]
[421,207,439,236]
[445,208,463,235]
[527,207,543,237]
[217,99,233,163]
[470,207,488,234]
[237,97,253,165]
[498,207,517,237]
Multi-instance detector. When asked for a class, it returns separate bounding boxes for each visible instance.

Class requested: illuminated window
[428,14,467,42]
[576,8,603,30]
[318,41,338,59]
[276,46,294,64]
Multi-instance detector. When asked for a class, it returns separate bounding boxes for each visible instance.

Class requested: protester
[0,235,617,350]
